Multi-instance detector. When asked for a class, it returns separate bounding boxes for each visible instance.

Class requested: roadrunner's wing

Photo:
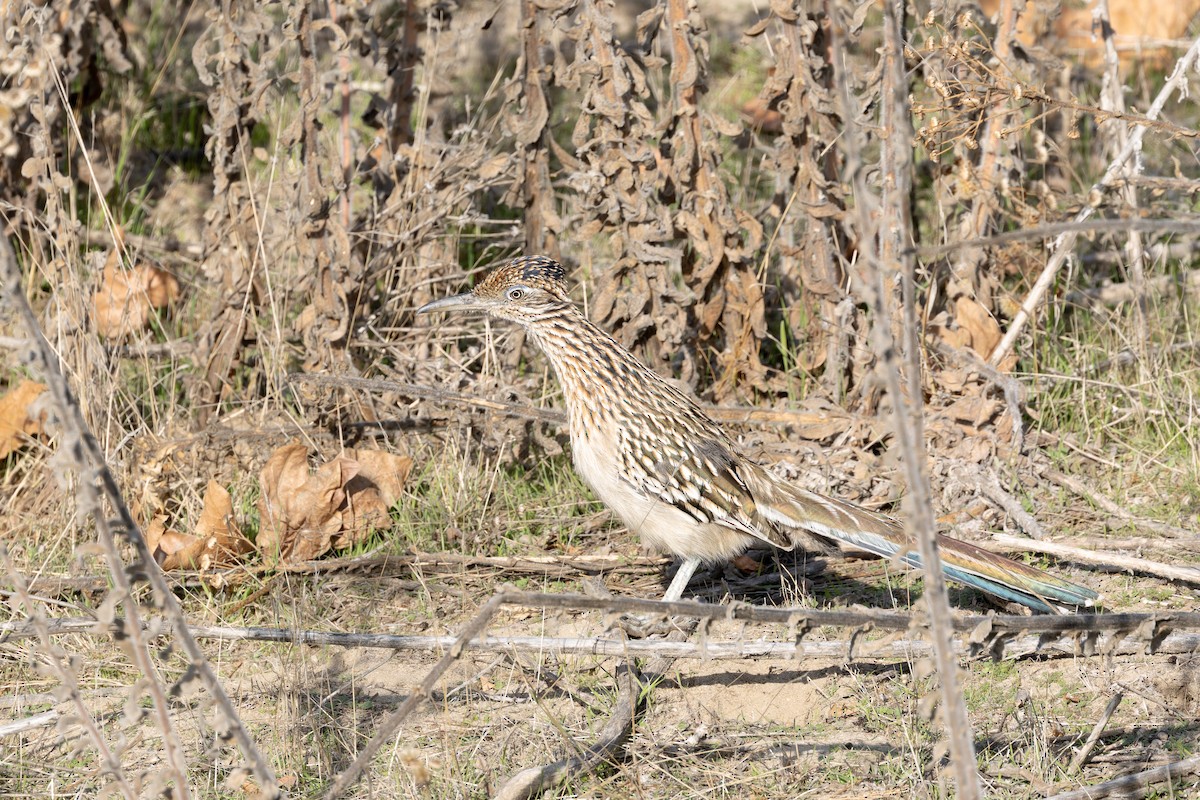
[615,425,793,550]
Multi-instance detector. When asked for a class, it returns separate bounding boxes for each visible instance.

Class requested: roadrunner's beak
[416,292,483,315]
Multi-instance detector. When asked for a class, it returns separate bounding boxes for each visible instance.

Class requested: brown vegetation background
[3,0,1200,796]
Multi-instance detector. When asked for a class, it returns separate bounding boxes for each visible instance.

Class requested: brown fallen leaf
[335,449,414,549]
[256,443,412,562]
[195,480,254,558]
[256,443,351,562]
[144,482,252,570]
[953,296,1018,372]
[146,517,199,570]
[0,379,49,459]
[940,394,1000,430]
[92,252,180,340]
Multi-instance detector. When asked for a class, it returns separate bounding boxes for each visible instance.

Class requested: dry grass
[3,0,1200,797]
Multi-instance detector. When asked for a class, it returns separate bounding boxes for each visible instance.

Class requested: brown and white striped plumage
[419,256,1097,612]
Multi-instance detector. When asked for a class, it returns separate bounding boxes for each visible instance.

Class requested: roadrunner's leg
[662,557,702,602]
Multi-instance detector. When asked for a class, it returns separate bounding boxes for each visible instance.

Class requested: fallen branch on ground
[10,551,670,598]
[11,591,1200,663]
[1069,692,1123,775]
[1024,536,1200,554]
[6,617,1199,663]
[492,609,697,800]
[991,533,1200,585]
[492,661,644,800]
[1047,751,1200,799]
[11,587,1197,797]
[322,594,507,798]
[288,589,1200,794]
[1043,469,1198,539]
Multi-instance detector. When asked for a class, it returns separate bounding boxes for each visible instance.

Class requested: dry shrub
[0,1,1193,545]
[3,0,1200,796]
[0,0,1193,524]
[1,0,1191,461]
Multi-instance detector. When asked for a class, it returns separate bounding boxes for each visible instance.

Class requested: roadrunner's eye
[506,288,525,301]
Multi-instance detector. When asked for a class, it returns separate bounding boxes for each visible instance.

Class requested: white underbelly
[571,428,751,562]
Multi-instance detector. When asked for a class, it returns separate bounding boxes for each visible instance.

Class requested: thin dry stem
[840,4,981,795]
[10,606,1200,662]
[323,592,507,797]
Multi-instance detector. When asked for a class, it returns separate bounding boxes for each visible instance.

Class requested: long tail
[745,464,1099,613]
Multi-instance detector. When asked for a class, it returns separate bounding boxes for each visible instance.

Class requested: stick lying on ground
[6,613,1199,663]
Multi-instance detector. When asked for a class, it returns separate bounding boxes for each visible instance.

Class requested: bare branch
[1069,692,1123,775]
[991,533,1200,585]
[9,612,1200,663]
[493,661,641,800]
[9,594,1200,640]
[323,593,507,798]
[1048,752,1200,800]
[990,33,1200,367]
[839,2,981,795]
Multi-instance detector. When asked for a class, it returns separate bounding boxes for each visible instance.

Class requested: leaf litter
[0,378,49,459]
[143,442,412,569]
[91,250,180,341]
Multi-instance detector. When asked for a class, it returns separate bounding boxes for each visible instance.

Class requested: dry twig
[9,612,1200,663]
[492,661,641,800]
[1069,692,1123,775]
[991,533,1200,585]
[8,594,1200,640]
[323,593,507,797]
[839,3,981,795]
[1048,752,1200,799]
[1043,469,1199,539]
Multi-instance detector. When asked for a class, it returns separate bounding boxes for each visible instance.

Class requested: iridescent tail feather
[747,464,1099,613]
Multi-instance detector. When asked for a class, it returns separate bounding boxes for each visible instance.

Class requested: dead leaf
[145,516,208,571]
[932,297,1019,373]
[195,480,253,558]
[478,154,511,180]
[335,449,413,549]
[258,443,347,562]
[732,553,762,574]
[255,442,411,562]
[92,253,180,340]
[144,482,251,570]
[953,296,1018,371]
[0,380,48,459]
[954,297,1000,354]
[941,395,1000,429]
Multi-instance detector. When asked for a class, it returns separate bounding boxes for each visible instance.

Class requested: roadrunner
[419,256,1098,612]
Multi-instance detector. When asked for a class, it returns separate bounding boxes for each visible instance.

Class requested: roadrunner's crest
[475,255,569,301]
